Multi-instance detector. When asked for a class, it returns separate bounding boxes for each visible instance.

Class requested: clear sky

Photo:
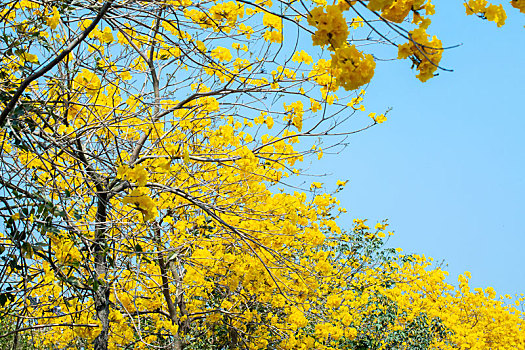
[319,2,525,297]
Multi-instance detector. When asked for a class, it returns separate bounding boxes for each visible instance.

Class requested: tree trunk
[155,227,183,350]
[93,193,110,350]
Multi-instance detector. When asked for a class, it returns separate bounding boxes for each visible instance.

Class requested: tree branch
[0,0,114,127]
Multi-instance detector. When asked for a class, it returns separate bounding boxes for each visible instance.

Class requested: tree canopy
[0,0,524,349]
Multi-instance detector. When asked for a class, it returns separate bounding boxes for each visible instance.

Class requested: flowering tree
[0,0,524,349]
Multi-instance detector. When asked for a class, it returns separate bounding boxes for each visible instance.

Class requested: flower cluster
[465,0,507,27]
[292,50,313,65]
[73,69,101,96]
[263,12,283,43]
[331,44,376,91]
[367,0,395,11]
[398,28,443,82]
[283,101,304,131]
[512,0,525,13]
[381,0,413,22]
[307,5,376,91]
[210,1,245,28]
[1,1,522,349]
[307,5,349,50]
[377,0,435,23]
[211,46,233,62]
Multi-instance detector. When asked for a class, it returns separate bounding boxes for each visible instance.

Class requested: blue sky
[319,2,525,296]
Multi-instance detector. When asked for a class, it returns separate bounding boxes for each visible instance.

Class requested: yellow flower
[511,0,525,14]
[369,112,387,123]
[74,69,101,96]
[350,17,364,29]
[375,222,388,230]
[265,116,274,129]
[211,46,232,62]
[196,40,206,52]
[46,7,60,30]
[292,50,313,65]
[485,4,506,27]
[120,71,132,81]
[376,114,387,123]
[262,12,282,32]
[331,44,375,91]
[311,182,323,189]
[98,27,114,44]
[20,52,39,63]
[310,99,322,113]
[367,0,395,11]
[382,0,412,23]
[307,5,349,49]
[263,30,282,43]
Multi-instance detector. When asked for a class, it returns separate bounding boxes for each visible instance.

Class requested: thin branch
[0,0,114,127]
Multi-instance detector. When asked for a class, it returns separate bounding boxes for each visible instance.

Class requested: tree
[0,0,523,349]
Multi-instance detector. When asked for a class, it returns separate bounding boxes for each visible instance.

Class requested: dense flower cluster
[465,0,507,26]
[307,5,349,50]
[331,45,376,91]
[512,0,525,12]
[373,0,435,23]
[0,1,523,350]
[398,28,443,82]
